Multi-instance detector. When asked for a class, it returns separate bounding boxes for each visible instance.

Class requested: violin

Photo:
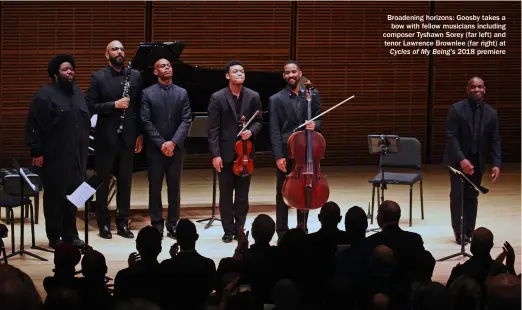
[282,81,330,216]
[233,115,255,177]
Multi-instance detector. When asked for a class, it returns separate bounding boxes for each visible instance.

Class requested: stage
[2,163,520,298]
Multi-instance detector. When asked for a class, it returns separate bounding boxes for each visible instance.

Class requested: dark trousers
[94,138,134,227]
[449,153,483,237]
[218,162,250,235]
[147,147,184,231]
[276,158,308,237]
[42,177,79,242]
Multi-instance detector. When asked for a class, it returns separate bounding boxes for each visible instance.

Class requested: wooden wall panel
[296,1,430,166]
[431,2,521,164]
[152,1,291,168]
[0,1,146,165]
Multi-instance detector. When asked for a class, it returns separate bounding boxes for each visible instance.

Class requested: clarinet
[117,62,132,134]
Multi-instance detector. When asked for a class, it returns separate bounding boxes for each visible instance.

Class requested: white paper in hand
[66,182,96,209]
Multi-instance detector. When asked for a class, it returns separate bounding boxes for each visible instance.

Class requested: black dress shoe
[70,238,85,248]
[167,229,177,239]
[222,233,233,243]
[49,239,63,249]
[117,225,134,239]
[99,226,112,239]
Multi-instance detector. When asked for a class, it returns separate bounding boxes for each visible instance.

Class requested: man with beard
[269,60,322,240]
[443,76,501,245]
[86,40,143,239]
[140,58,192,237]
[208,60,263,243]
[25,54,90,248]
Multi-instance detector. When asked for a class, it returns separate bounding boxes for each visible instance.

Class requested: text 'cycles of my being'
[383,14,508,56]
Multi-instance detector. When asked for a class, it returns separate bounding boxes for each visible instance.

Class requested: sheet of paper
[66,182,96,209]
[90,115,98,128]
[19,168,37,192]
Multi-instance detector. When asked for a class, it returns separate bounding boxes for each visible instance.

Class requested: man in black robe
[25,54,91,248]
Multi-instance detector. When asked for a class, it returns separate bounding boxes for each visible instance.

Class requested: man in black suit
[86,40,144,239]
[208,60,263,243]
[269,60,322,239]
[443,76,501,244]
[140,58,192,237]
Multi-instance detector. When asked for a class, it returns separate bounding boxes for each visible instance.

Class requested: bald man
[86,40,144,239]
[443,77,501,244]
[140,58,192,238]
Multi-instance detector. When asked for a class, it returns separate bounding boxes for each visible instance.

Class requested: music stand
[8,159,48,261]
[367,135,400,232]
[437,165,489,262]
[188,116,221,230]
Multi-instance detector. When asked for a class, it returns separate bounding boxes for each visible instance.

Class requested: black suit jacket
[86,66,143,148]
[269,87,322,160]
[140,83,192,154]
[443,99,501,171]
[207,86,263,163]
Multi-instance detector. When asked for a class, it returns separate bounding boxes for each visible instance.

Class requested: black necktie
[471,105,481,153]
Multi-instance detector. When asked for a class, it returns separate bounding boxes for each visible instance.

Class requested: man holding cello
[208,60,263,243]
[269,60,322,240]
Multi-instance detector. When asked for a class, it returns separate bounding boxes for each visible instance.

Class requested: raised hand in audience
[128,252,141,267]
[170,242,179,258]
[503,241,516,275]
[233,226,249,261]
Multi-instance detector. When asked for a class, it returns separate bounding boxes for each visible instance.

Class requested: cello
[233,111,261,177]
[282,81,329,219]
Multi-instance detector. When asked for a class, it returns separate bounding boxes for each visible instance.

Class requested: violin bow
[293,95,355,132]
[237,110,261,137]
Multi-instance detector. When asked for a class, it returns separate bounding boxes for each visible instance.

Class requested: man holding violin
[208,60,263,243]
[269,60,322,240]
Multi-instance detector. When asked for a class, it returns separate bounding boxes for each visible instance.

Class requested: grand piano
[87,42,286,207]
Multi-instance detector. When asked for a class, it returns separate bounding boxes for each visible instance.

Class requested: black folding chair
[368,137,424,227]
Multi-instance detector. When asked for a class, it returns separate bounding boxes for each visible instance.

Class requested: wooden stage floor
[2,163,520,298]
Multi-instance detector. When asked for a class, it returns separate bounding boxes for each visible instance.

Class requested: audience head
[344,205,368,238]
[278,228,307,254]
[251,214,275,245]
[53,242,82,272]
[372,293,389,310]
[137,225,163,259]
[44,288,81,310]
[412,250,436,284]
[376,200,401,228]
[318,201,342,228]
[449,275,482,310]
[486,273,521,310]
[272,279,300,310]
[372,245,396,277]
[0,264,42,310]
[81,249,108,280]
[176,218,199,250]
[470,227,493,256]
[410,281,451,310]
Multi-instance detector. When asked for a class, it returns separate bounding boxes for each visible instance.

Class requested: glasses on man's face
[109,47,124,52]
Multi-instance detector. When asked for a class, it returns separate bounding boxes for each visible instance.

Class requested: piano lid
[131,41,186,70]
